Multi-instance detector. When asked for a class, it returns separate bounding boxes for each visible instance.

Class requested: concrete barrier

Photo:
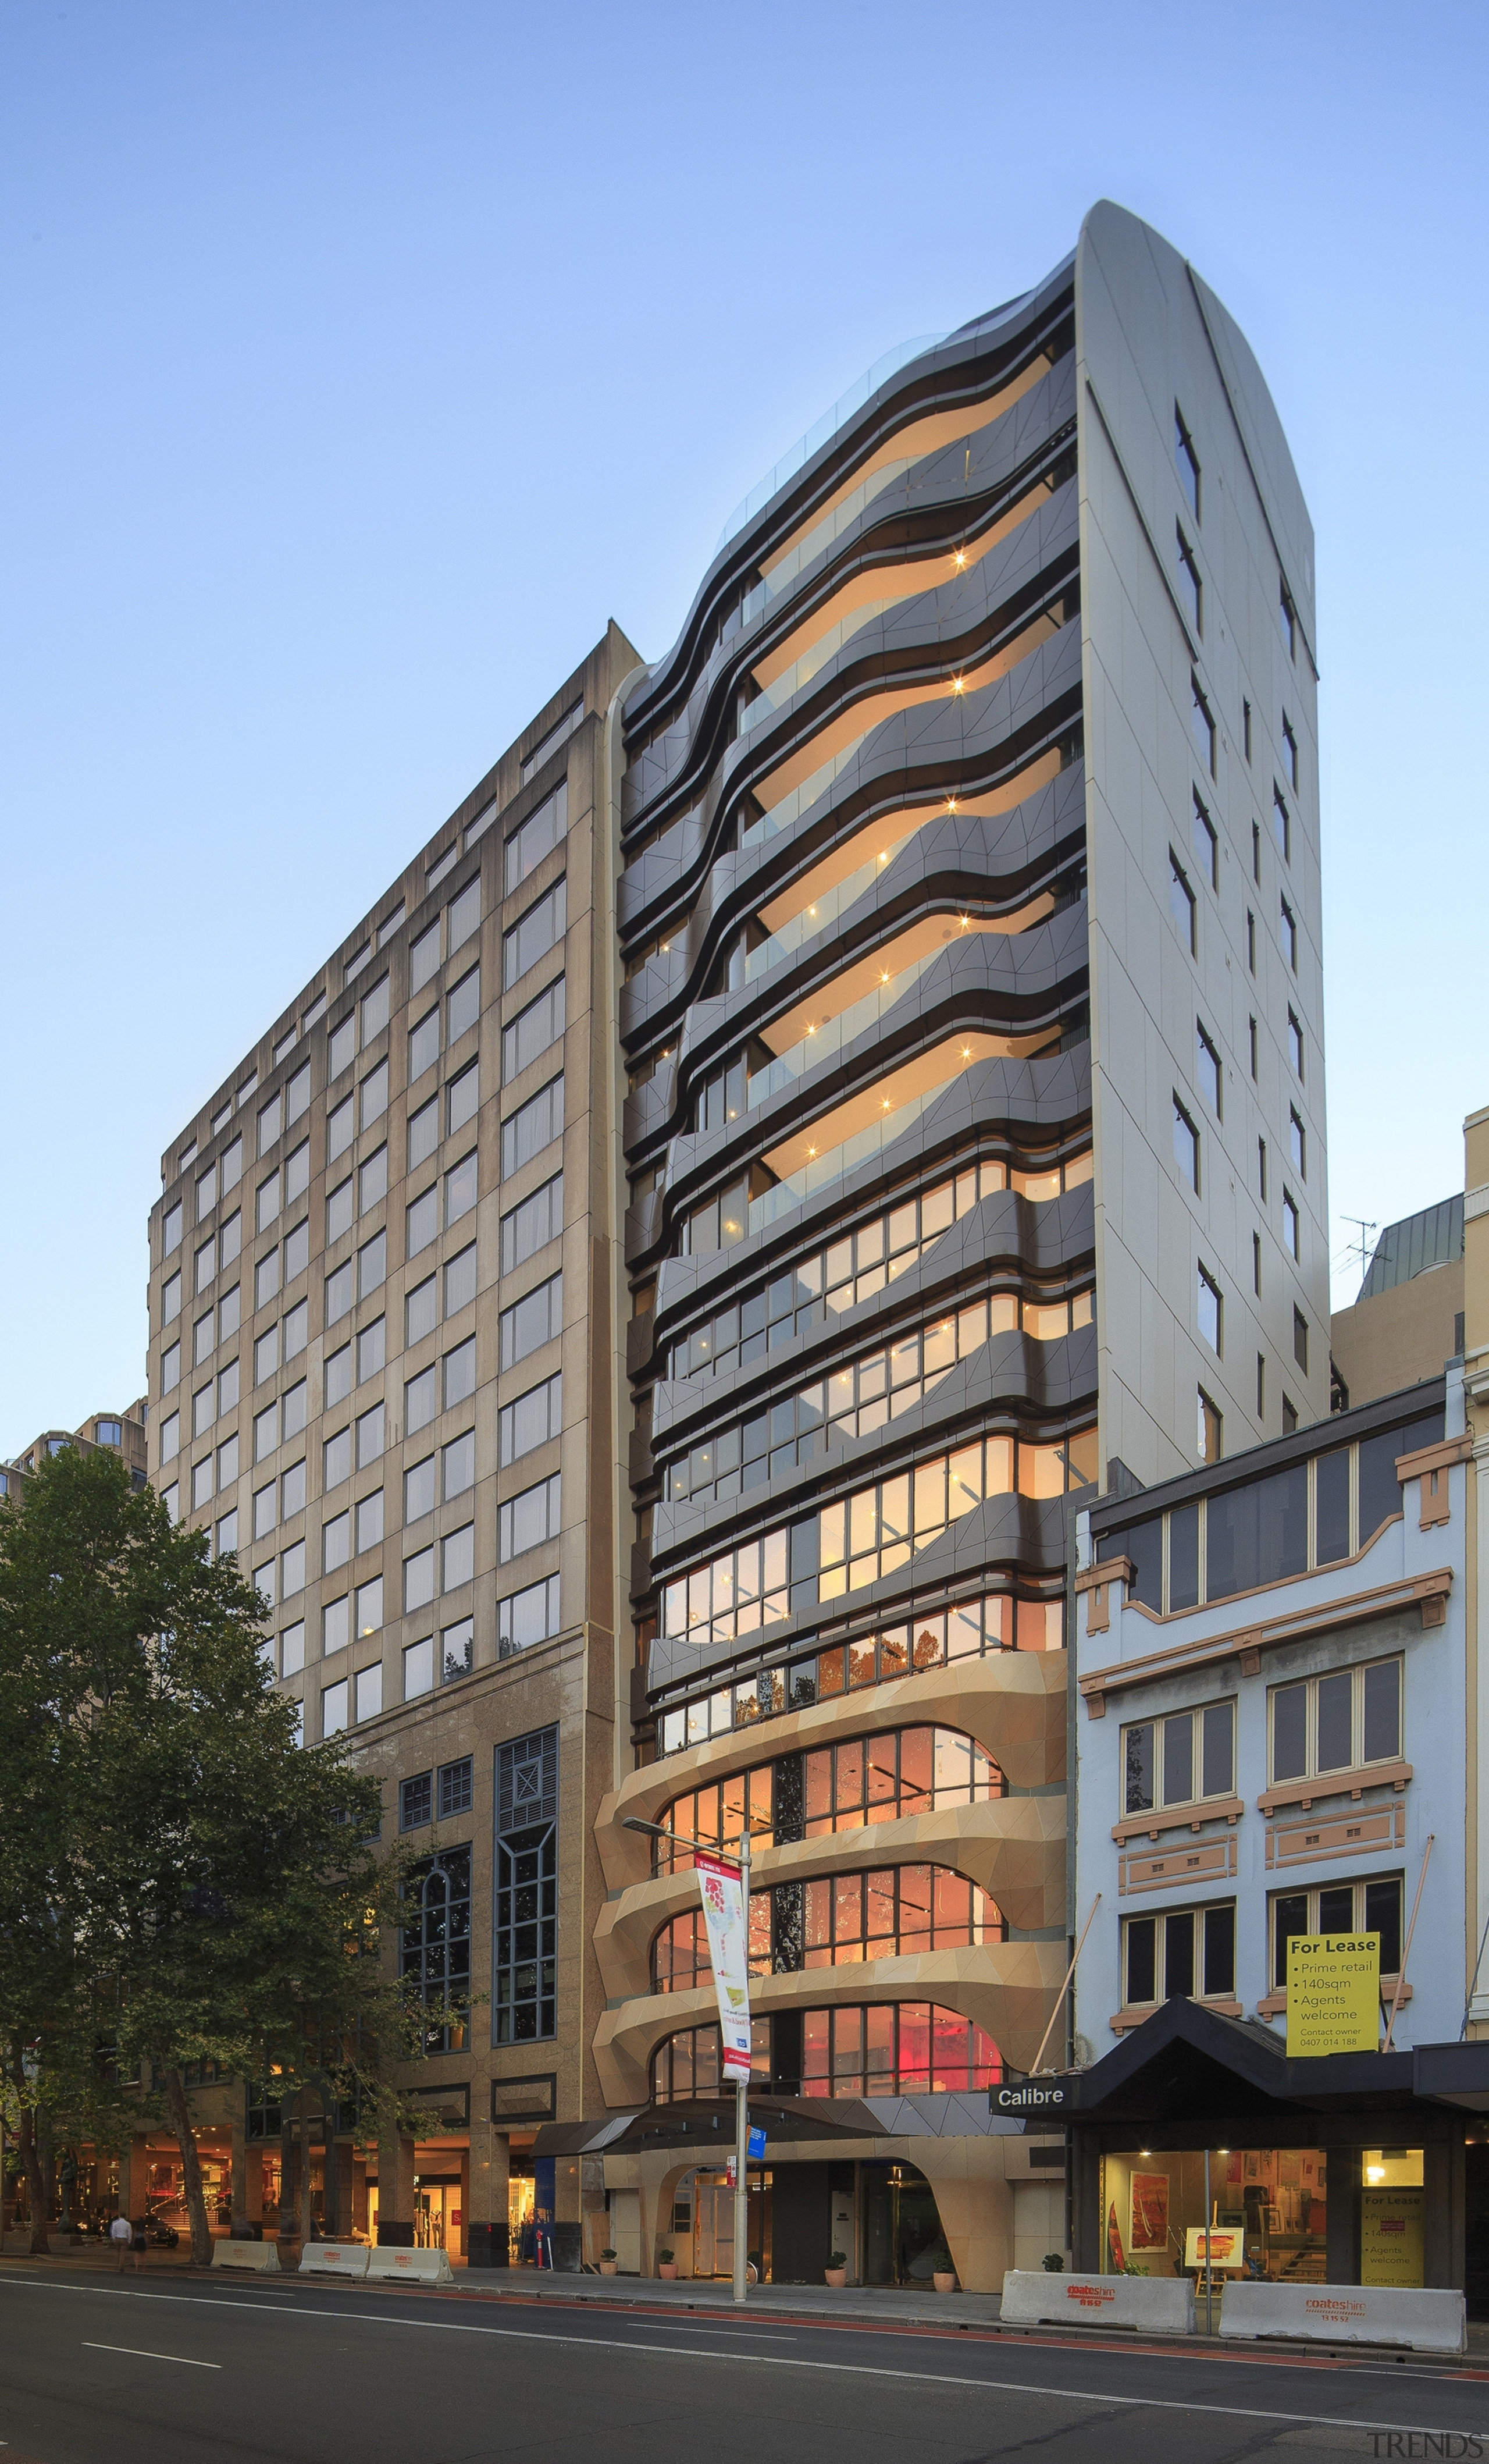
[1219,2281,1466,2354]
[211,2240,282,2274]
[1000,2270,1195,2334]
[296,2242,370,2278]
[366,2245,455,2286]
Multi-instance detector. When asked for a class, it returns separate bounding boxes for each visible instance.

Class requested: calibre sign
[1285,1933,1380,2056]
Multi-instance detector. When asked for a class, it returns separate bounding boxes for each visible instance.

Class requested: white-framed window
[1121,1901,1235,2008]
[1269,1658,1402,1786]
[1269,1875,1401,1990]
[1121,1699,1235,1816]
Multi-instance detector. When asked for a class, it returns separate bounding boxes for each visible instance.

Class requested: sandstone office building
[143,202,1331,2289]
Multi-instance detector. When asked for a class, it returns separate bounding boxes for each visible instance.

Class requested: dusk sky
[3,0,1484,1452]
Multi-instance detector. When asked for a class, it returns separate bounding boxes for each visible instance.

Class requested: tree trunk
[15,2102,50,2257]
[164,2065,213,2267]
[298,2096,314,2248]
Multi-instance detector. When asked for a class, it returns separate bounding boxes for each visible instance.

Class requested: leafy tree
[0,1447,436,2265]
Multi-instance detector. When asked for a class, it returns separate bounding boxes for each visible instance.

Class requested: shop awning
[1021,2001,1489,2128]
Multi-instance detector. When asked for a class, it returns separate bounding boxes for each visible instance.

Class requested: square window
[326,1177,354,1242]
[447,963,480,1041]
[323,1426,351,1491]
[409,1008,440,1082]
[1197,1265,1221,1354]
[323,1510,350,1572]
[441,1618,473,1683]
[405,1363,437,1434]
[439,1754,474,1816]
[404,1547,435,1612]
[401,1770,433,1827]
[325,1343,352,1407]
[356,1402,384,1468]
[358,1229,386,1298]
[402,1635,434,1700]
[280,1618,305,1673]
[1173,1097,1199,1193]
[355,1489,383,1553]
[405,1455,436,1521]
[444,1335,477,1407]
[354,1661,383,1723]
[359,1145,388,1213]
[355,1574,383,1639]
[255,1249,280,1309]
[327,1095,354,1161]
[444,1241,478,1315]
[408,1094,438,1170]
[322,1678,348,1738]
[405,1273,437,1345]
[407,1186,438,1256]
[1169,852,1196,954]
[357,1317,386,1382]
[443,1429,475,1498]
[328,1015,355,1079]
[441,1523,474,1590]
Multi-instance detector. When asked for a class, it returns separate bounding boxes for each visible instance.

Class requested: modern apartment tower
[595,202,1327,2286]
[138,202,1327,2290]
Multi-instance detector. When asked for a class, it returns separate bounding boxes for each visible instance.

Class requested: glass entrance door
[861,2163,945,2285]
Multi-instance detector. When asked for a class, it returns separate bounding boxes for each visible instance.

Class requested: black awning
[600,2094,888,2154]
[1048,2000,1433,2127]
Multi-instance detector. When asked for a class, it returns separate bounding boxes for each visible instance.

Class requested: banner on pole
[696,1850,753,2081]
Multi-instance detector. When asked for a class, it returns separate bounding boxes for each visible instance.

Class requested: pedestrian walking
[130,2214,148,2273]
[109,2213,132,2273]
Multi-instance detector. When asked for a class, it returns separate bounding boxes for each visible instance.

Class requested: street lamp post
[624,1811,759,2305]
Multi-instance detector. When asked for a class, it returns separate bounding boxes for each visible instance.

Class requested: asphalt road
[1,2270,1487,2464]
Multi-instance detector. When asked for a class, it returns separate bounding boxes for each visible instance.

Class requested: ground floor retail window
[1102,2146,1330,2281]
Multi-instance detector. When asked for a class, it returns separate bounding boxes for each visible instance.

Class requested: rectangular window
[252,1479,276,1539]
[329,1015,355,1079]
[443,1335,476,1407]
[1280,895,1297,970]
[504,877,567,988]
[1123,1701,1235,1815]
[407,1185,438,1256]
[1173,1096,1199,1193]
[193,1383,214,1439]
[358,1145,388,1213]
[444,1240,478,1316]
[222,1135,242,1190]
[1169,852,1196,954]
[161,1339,181,1392]
[1289,1106,1306,1178]
[1270,1875,1402,1990]
[257,1091,281,1156]
[1280,581,1296,658]
[284,1298,308,1358]
[162,1270,181,1325]
[218,1359,239,1415]
[406,1273,437,1345]
[1273,785,1291,863]
[443,1429,475,1498]
[401,1772,433,1830]
[255,1249,280,1310]
[409,1008,440,1082]
[159,1410,180,1463]
[1256,1352,1266,1417]
[1198,1388,1222,1464]
[219,1281,240,1337]
[1191,792,1217,890]
[448,876,481,955]
[357,1317,386,1382]
[1293,1306,1309,1373]
[356,1402,384,1469]
[404,1454,436,1524]
[498,1472,561,1563]
[252,1326,278,1386]
[1248,1016,1258,1079]
[495,1726,558,2041]
[354,1661,382,1722]
[403,1636,434,1699]
[1269,1658,1402,1787]
[500,1271,562,1368]
[325,1343,352,1407]
[197,1165,217,1221]
[323,1510,349,1572]
[1196,1022,1221,1116]
[325,1260,352,1325]
[195,1235,216,1294]
[1244,700,1252,763]
[447,963,480,1043]
[1177,525,1202,633]
[405,1364,437,1434]
[410,918,440,993]
[442,1617,473,1682]
[501,1075,564,1178]
[322,1680,348,1738]
[447,1058,479,1137]
[286,1062,311,1125]
[282,1379,307,1439]
[404,1547,435,1612]
[280,1535,305,1595]
[444,1150,478,1225]
[360,1058,389,1131]
[504,780,568,892]
[1191,675,1215,776]
[1287,1009,1303,1079]
[522,698,583,783]
[1198,1264,1222,1354]
[1123,1902,1234,2008]
[501,1172,563,1274]
[1281,1393,1299,1433]
[1246,909,1256,973]
[360,975,390,1043]
[358,1229,386,1299]
[1175,406,1200,518]
[327,1095,354,1162]
[1283,1188,1300,1258]
[326,1177,354,1243]
[441,1523,474,1591]
[280,1617,305,1672]
[1259,1137,1269,1201]
[281,1458,306,1518]
[503,974,567,1083]
[194,1309,215,1366]
[163,1201,183,1256]
[499,1573,561,1657]
[500,1371,562,1466]
[1282,714,1299,789]
[1252,1231,1262,1295]
[355,1490,383,1554]
[192,1456,213,1510]
[408,1094,438,1171]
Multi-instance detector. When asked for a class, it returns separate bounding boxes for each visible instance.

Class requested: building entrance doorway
[690,2168,772,2281]
[861,2161,944,2285]
[414,2177,460,2253]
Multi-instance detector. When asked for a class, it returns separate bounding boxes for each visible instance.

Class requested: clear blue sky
[3,0,1485,1456]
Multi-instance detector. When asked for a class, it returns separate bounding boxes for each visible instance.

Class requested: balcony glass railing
[738,596,897,733]
[715,337,943,553]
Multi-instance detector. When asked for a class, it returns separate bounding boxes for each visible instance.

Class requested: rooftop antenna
[1340,1216,1378,1283]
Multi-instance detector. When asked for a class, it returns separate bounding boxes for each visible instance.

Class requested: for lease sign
[1285,1933,1380,2056]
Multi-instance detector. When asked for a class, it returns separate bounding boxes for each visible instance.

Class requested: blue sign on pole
[747,2126,767,2161]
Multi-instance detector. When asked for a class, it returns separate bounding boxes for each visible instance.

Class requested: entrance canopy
[1006,2001,1489,2133]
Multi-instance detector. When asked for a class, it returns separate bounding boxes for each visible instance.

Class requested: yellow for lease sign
[1285,1933,1380,2056]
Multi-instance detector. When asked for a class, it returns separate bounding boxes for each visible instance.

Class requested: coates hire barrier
[366,2244,456,2286]
[211,2241,281,2274]
[1000,2271,1195,2334]
[1219,2282,1466,2355]
[295,2241,371,2279]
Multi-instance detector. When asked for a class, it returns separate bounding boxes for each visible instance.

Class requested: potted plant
[1041,2252,1065,2273]
[824,2249,848,2289]
[599,2248,618,2277]
[657,2246,678,2281]
[929,2242,957,2295]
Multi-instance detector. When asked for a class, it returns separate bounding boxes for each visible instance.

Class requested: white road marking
[0,2278,1479,2440]
[83,2341,220,2370]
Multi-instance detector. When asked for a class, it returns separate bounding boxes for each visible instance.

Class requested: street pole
[733,1821,750,2307]
[1203,2145,1212,2335]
